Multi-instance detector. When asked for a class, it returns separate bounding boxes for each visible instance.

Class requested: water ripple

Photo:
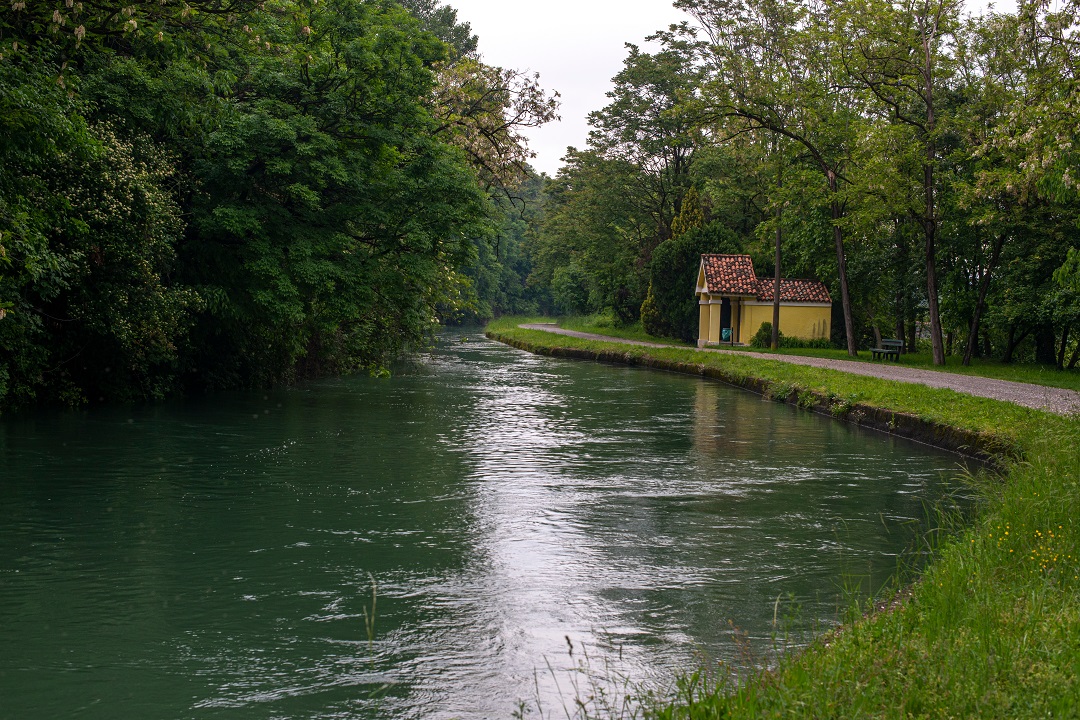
[0,331,973,719]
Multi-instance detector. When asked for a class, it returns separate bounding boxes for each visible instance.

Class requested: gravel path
[517,324,1080,416]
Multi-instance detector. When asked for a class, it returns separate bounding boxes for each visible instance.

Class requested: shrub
[750,322,782,348]
[644,221,741,342]
[787,336,834,349]
[640,282,671,337]
[750,322,834,350]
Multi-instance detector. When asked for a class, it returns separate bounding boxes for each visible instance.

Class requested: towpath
[516,323,1080,416]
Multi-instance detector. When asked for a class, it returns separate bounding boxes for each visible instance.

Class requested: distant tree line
[0,0,555,410]
[528,0,1080,368]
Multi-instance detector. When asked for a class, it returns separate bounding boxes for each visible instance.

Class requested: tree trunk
[962,234,1005,366]
[1002,325,1016,363]
[1068,341,1080,370]
[1002,325,1031,364]
[924,163,945,365]
[894,228,908,348]
[1058,324,1071,370]
[907,319,917,354]
[772,168,782,350]
[922,27,945,366]
[830,173,857,356]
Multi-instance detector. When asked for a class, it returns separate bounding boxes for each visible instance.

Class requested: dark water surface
[0,332,966,718]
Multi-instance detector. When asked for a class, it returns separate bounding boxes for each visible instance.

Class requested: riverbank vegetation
[0,0,555,411]
[7,0,1080,412]
[487,319,1080,718]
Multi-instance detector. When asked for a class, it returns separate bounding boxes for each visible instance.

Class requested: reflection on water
[0,332,967,718]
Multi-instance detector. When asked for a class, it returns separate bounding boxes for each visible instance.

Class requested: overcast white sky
[446,0,1015,178]
[448,0,689,177]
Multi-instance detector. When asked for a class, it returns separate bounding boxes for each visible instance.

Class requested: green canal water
[0,331,968,718]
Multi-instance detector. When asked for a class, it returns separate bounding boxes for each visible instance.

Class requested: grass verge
[557,315,1080,393]
[486,316,1080,718]
[559,315,695,346]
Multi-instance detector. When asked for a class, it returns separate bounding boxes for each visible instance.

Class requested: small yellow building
[696,254,832,347]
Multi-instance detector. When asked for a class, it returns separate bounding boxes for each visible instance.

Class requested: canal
[0,331,967,718]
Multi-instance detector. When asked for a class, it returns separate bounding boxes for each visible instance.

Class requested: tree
[838,0,963,365]
[678,0,862,355]
[946,1,1080,364]
[0,48,197,404]
[430,58,559,189]
[642,185,706,337]
[531,36,714,323]
[452,172,550,322]
[532,150,654,321]
[647,220,741,342]
[1052,248,1080,369]
[588,38,706,254]
[1,0,536,409]
[397,0,478,58]
[176,0,491,385]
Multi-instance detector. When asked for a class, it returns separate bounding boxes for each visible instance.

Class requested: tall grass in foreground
[487,318,1080,719]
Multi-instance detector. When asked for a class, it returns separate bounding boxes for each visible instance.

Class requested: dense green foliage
[747,321,831,349]
[530,39,708,325]
[645,220,740,341]
[0,0,554,409]
[7,0,1080,409]
[525,0,1080,370]
[451,175,552,323]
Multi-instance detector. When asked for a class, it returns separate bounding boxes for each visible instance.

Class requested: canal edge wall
[486,330,1018,469]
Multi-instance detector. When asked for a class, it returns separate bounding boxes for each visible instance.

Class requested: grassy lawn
[485,317,1080,719]
[545,315,1080,393]
[558,315,695,346]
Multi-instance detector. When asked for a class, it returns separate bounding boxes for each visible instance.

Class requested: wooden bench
[871,338,903,361]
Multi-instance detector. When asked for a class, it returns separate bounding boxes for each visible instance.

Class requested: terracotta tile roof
[755,278,832,303]
[700,254,759,295]
[699,254,831,303]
